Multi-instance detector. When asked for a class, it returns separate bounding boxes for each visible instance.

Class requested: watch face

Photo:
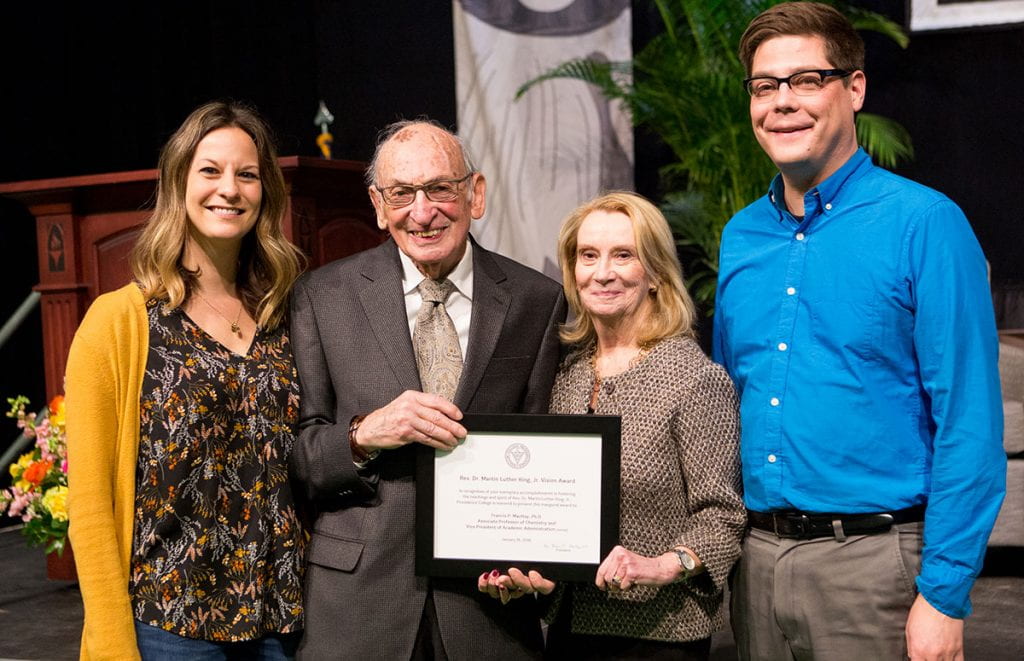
[678,549,695,571]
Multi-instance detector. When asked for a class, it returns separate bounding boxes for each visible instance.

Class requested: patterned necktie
[413,278,463,400]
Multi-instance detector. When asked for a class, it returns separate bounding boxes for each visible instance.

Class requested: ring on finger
[611,576,621,585]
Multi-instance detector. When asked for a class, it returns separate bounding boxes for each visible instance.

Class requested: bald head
[366,120,476,188]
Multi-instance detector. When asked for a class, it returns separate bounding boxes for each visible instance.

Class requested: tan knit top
[548,335,745,642]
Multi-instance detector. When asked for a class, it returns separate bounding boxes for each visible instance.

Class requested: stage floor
[0,527,1020,660]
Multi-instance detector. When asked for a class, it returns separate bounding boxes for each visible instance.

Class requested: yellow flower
[41,485,69,521]
[10,452,33,479]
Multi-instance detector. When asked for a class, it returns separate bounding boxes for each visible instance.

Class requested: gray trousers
[731,521,923,660]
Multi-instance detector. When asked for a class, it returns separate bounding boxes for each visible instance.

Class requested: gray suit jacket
[290,238,566,660]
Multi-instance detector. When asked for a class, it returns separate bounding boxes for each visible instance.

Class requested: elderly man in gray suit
[290,119,566,660]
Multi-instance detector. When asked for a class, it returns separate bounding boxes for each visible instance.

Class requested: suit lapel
[455,241,510,408]
[358,242,423,392]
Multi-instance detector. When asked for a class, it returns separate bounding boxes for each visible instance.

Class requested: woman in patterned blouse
[65,102,306,660]
[480,192,746,660]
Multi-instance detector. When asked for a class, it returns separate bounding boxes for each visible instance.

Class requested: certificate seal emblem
[505,443,531,469]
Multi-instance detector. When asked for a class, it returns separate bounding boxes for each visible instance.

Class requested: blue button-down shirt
[713,148,1005,618]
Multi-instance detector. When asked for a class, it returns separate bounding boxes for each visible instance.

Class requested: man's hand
[906,593,964,661]
[355,390,466,453]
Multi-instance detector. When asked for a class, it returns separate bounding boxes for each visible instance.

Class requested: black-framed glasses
[743,69,852,99]
[375,173,474,207]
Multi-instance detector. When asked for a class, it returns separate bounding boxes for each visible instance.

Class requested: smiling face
[369,124,485,280]
[574,210,654,334]
[184,126,262,247]
[750,34,865,193]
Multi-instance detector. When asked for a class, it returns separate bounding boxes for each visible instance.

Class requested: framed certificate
[415,413,620,582]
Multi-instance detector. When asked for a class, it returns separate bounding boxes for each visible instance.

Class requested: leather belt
[747,505,925,540]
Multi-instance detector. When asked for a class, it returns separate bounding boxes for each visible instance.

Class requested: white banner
[454,0,634,279]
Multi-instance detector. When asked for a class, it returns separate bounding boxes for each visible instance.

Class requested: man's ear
[368,186,388,230]
[848,70,866,113]
[469,173,487,220]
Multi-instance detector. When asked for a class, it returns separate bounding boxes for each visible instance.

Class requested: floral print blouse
[129,299,304,641]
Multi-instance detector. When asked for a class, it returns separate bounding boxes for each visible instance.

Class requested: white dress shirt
[398,245,474,360]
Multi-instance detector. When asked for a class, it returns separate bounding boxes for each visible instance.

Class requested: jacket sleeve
[66,294,142,660]
[672,361,746,598]
[288,275,378,503]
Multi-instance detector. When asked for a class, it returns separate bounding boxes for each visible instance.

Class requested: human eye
[238,169,260,181]
[615,249,635,261]
[387,185,415,201]
[427,182,458,199]
[791,72,824,92]
[749,78,778,98]
[198,165,220,176]
[577,248,598,263]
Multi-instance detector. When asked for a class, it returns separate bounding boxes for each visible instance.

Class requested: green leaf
[516,0,913,313]
[856,113,914,168]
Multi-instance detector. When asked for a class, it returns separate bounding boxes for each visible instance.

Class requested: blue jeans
[134,620,301,661]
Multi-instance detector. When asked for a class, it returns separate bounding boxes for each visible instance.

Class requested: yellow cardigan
[66,283,148,661]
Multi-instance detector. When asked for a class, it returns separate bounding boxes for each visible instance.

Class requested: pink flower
[60,459,68,474]
[7,489,32,518]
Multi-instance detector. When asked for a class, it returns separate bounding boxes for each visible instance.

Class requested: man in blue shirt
[713,3,1005,660]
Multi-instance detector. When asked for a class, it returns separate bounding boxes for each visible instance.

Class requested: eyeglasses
[374,173,474,207]
[743,69,852,99]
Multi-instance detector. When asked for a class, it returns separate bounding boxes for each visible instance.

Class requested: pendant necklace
[195,290,243,335]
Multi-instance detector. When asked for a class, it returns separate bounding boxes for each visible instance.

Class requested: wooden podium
[0,157,383,398]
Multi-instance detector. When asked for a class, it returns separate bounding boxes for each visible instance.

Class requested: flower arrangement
[0,395,69,554]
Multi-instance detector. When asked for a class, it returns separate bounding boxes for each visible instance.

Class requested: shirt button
[795,232,805,241]
[778,342,788,351]
[786,287,796,296]
[770,397,780,407]
[768,454,777,463]
[825,203,833,210]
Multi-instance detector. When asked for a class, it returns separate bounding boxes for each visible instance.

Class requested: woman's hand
[595,545,685,592]
[477,568,556,605]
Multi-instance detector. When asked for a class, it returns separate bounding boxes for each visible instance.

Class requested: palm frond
[856,113,914,168]
[514,58,631,103]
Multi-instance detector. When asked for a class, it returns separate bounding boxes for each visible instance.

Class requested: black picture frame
[415,413,621,582]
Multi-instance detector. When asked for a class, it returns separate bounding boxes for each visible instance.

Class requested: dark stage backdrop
[0,0,1020,413]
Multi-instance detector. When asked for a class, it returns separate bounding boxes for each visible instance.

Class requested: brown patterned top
[129,299,304,641]
[548,336,745,642]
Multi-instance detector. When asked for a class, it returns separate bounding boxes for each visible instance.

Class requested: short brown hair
[557,191,697,348]
[738,2,864,75]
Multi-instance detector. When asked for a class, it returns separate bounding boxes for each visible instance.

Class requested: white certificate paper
[433,431,604,564]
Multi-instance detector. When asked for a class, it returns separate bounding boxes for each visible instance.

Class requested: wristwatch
[672,548,697,582]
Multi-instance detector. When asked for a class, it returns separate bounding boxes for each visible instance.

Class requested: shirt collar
[767,147,872,218]
[398,241,474,301]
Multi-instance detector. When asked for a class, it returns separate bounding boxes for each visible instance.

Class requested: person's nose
[408,189,436,224]
[593,256,616,283]
[217,172,240,200]
[772,82,799,111]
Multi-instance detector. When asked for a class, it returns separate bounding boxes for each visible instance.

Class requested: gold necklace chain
[194,289,244,335]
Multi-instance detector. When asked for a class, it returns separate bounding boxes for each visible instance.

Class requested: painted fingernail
[490,569,500,578]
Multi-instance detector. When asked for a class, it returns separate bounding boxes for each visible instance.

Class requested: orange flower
[48,395,65,427]
[23,460,53,486]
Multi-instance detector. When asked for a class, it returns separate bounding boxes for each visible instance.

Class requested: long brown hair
[130,101,303,329]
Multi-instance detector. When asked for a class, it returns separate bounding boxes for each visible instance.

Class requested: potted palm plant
[518,0,912,313]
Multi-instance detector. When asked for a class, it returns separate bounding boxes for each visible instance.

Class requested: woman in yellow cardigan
[65,101,305,660]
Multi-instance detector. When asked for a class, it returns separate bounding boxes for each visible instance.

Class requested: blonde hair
[130,101,303,329]
[557,191,696,347]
